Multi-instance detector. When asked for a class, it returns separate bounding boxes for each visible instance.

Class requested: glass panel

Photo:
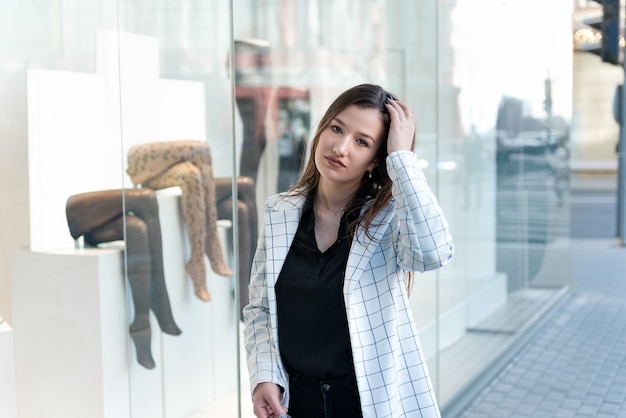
[114,1,240,416]
[1,1,241,417]
[233,1,444,416]
[438,0,573,411]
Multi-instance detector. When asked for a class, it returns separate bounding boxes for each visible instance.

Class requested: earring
[368,170,372,179]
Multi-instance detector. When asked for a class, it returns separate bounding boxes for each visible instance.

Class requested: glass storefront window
[1,1,573,417]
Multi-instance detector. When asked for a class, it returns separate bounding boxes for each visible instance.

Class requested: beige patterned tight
[127,140,232,302]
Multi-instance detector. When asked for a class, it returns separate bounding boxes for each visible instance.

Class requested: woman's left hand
[385,99,416,154]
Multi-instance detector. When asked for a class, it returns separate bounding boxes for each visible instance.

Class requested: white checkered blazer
[243,151,454,418]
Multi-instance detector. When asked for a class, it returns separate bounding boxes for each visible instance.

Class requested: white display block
[0,320,17,418]
[11,246,131,418]
[11,191,238,418]
[27,68,109,253]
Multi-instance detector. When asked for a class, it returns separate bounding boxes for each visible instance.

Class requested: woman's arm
[383,99,454,272]
[387,150,455,272]
[242,204,288,415]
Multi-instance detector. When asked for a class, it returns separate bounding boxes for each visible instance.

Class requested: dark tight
[215,176,258,318]
[65,188,181,369]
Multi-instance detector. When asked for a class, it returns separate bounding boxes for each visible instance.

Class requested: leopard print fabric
[127,140,232,302]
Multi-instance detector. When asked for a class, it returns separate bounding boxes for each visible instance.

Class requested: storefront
[0,1,573,417]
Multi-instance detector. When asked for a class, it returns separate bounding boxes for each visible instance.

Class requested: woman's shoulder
[265,190,306,212]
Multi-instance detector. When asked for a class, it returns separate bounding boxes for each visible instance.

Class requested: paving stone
[560,398,582,409]
[532,413,555,418]
[482,392,506,403]
[472,402,498,414]
[577,404,600,416]
[553,408,578,418]
[585,394,605,406]
[512,403,535,415]
[544,390,566,401]
[599,403,623,414]
[507,388,528,399]
[605,394,625,404]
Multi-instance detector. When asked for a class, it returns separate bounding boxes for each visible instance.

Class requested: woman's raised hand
[385,98,416,154]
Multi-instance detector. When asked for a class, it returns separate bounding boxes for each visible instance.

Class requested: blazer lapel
[264,195,305,286]
[344,204,394,296]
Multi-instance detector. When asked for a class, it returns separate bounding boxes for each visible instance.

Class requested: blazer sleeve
[386,150,455,272]
[242,203,287,395]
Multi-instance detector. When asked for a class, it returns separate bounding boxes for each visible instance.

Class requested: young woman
[243,84,454,418]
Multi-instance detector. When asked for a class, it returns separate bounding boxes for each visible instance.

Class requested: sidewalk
[455,238,626,418]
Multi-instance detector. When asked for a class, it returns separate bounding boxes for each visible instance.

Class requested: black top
[275,194,359,381]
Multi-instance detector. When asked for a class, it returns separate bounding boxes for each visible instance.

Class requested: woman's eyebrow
[333,117,375,142]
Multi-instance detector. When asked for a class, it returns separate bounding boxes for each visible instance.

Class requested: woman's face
[315,104,384,188]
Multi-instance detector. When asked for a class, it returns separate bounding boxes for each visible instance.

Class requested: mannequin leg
[236,93,269,183]
[86,215,155,369]
[127,141,205,186]
[216,176,258,318]
[217,198,250,319]
[124,190,182,336]
[235,176,259,272]
[143,162,213,301]
[185,145,233,278]
[215,176,259,270]
[66,189,128,239]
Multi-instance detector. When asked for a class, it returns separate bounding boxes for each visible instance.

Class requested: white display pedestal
[0,320,17,418]
[10,191,238,418]
[11,247,130,418]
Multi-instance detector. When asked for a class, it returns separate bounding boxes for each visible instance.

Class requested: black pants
[287,373,363,418]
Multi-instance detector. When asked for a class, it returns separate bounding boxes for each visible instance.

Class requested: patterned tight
[127,140,232,302]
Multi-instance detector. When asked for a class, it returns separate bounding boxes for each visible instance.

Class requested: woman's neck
[315,181,359,215]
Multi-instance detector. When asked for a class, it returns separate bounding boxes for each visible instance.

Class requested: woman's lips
[325,156,345,168]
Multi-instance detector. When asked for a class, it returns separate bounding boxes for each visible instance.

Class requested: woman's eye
[331,125,342,134]
[356,138,368,146]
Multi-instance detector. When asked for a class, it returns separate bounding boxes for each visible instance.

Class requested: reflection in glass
[215,175,258,317]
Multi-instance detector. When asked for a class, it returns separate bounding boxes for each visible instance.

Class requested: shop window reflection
[233,39,310,193]
[276,95,309,191]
